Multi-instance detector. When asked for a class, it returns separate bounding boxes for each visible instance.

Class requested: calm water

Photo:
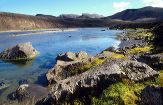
[0,28,122,103]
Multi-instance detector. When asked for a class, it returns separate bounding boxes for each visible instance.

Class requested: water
[0,28,122,103]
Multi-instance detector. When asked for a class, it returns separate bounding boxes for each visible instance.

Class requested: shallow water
[0,28,122,103]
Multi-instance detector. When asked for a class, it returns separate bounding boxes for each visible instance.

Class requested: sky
[0,0,163,16]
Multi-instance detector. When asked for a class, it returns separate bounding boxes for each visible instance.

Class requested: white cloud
[142,0,163,7]
[113,2,131,12]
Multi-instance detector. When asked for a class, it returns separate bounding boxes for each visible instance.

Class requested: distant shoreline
[0,28,78,36]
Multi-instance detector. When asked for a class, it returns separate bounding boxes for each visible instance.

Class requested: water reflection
[1,59,34,68]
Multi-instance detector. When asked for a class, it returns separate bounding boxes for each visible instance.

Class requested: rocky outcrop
[140,85,163,105]
[0,42,38,60]
[42,58,158,104]
[46,51,94,83]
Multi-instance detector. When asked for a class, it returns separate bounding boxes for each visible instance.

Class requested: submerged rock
[15,84,49,102]
[46,51,94,83]
[0,82,9,90]
[42,58,158,104]
[0,42,38,60]
[140,85,163,105]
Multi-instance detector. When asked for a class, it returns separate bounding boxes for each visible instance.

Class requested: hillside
[109,6,163,22]
[0,12,62,31]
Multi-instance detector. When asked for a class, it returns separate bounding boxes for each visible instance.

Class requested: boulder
[46,51,94,83]
[57,52,76,61]
[140,85,163,105]
[43,59,158,104]
[57,51,89,61]
[0,42,38,60]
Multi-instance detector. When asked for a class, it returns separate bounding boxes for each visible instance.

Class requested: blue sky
[0,0,163,16]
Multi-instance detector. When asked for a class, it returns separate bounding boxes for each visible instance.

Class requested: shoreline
[0,28,78,36]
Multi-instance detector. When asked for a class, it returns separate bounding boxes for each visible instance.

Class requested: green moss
[92,82,144,105]
[128,46,152,54]
[60,70,163,105]
[103,51,126,59]
[91,70,163,105]
[155,70,163,86]
[68,58,106,76]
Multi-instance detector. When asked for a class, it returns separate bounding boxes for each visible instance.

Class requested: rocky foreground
[4,28,163,105]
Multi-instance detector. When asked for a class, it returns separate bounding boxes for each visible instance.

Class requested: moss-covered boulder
[42,58,158,104]
[46,51,95,83]
[0,42,38,60]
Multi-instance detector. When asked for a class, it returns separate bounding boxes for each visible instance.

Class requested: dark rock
[0,42,38,60]
[43,59,158,103]
[142,53,163,70]
[140,85,163,105]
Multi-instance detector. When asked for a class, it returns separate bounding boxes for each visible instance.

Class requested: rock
[57,51,89,61]
[15,84,49,102]
[76,51,88,60]
[140,85,163,105]
[18,79,28,86]
[119,39,146,50]
[142,53,163,70]
[57,52,76,61]
[43,59,158,104]
[46,51,94,83]
[96,51,114,59]
[104,47,117,52]
[0,42,38,60]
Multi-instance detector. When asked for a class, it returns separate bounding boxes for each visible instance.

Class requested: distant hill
[109,6,163,22]
[1,7,163,31]
[0,12,62,31]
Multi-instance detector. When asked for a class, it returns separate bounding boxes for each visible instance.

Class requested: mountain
[109,6,163,22]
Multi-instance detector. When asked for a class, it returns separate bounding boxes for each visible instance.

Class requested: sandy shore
[0,28,78,37]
